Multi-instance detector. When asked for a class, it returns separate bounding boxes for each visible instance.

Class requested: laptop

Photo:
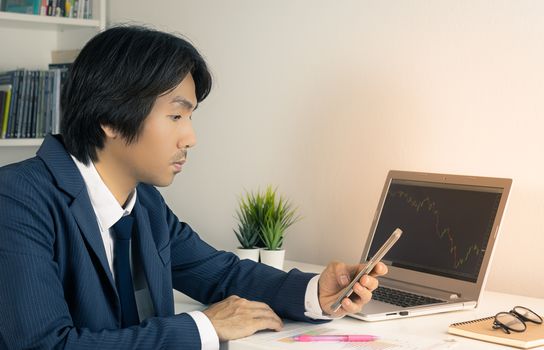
[351,170,512,321]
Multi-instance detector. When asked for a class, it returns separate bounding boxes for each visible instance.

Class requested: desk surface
[175,260,544,350]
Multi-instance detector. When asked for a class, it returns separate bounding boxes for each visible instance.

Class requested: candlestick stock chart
[368,181,502,282]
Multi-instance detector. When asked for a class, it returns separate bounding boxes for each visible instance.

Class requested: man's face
[105,73,198,187]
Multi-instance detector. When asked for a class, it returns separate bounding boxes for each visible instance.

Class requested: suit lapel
[70,191,116,290]
[37,135,118,304]
[133,200,171,316]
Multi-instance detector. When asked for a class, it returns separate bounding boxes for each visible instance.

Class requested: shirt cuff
[303,275,343,320]
[187,311,220,350]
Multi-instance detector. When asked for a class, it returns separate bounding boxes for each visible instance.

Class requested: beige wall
[3,1,542,298]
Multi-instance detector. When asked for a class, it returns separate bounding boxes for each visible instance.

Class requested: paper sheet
[239,321,459,350]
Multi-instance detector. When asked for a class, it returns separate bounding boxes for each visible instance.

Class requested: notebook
[350,170,512,321]
[448,315,544,348]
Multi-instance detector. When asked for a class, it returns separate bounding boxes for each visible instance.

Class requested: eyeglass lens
[495,312,526,332]
[512,306,543,324]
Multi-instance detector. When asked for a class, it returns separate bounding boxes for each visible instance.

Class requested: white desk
[175,260,544,350]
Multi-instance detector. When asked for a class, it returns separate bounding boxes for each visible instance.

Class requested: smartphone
[330,228,403,313]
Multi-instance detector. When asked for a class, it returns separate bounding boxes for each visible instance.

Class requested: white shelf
[0,1,106,149]
[0,138,43,147]
[0,11,101,29]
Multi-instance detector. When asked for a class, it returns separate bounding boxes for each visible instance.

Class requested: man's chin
[148,175,176,188]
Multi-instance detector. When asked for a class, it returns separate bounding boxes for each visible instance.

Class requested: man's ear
[101,124,119,139]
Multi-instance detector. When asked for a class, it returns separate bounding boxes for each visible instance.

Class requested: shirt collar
[71,155,137,231]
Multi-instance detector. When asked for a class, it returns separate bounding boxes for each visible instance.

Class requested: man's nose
[178,122,196,149]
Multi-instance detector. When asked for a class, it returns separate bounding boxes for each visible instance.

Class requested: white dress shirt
[71,156,331,350]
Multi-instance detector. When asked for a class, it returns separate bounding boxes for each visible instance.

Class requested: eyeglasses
[493,306,543,334]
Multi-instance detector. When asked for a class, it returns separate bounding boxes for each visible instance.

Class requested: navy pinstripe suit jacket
[0,134,321,349]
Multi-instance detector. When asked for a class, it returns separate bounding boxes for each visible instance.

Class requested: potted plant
[233,191,261,261]
[234,186,300,268]
[257,186,300,270]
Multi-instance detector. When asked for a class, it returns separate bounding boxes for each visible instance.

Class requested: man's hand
[202,295,283,341]
[318,261,388,317]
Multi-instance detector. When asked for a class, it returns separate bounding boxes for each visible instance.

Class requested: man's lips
[172,159,185,172]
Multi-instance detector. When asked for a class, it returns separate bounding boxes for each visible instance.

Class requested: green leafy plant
[233,199,260,249]
[234,186,300,250]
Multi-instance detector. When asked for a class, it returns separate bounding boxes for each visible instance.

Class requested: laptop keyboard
[373,286,444,308]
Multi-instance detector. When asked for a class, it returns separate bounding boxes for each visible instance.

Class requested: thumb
[339,274,350,287]
[335,263,353,287]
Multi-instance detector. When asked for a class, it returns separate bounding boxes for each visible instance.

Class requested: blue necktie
[112,215,140,327]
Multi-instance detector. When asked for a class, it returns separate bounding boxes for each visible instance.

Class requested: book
[17,70,31,138]
[47,0,53,16]
[448,315,544,349]
[48,63,72,70]
[55,0,64,16]
[50,68,63,134]
[0,91,6,135]
[0,84,12,138]
[4,0,37,14]
[28,70,38,138]
[35,71,45,138]
[6,70,23,138]
[0,67,70,139]
[50,49,80,64]
[39,0,47,15]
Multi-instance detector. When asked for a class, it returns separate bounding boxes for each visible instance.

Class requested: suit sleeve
[0,172,203,349]
[164,198,329,324]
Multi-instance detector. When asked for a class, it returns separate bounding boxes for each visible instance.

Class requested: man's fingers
[204,296,285,341]
[369,262,388,276]
[340,294,365,314]
[251,302,284,328]
[249,301,278,312]
[243,304,284,334]
[332,261,351,287]
[341,282,372,314]
[253,314,284,332]
[352,282,373,303]
[359,275,379,292]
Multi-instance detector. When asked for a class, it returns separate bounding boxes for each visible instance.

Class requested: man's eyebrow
[170,96,197,110]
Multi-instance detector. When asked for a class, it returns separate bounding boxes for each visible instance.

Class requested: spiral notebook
[448,316,544,349]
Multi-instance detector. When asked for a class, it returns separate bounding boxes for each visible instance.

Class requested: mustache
[172,150,187,163]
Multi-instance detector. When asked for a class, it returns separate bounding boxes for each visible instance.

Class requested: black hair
[60,25,212,164]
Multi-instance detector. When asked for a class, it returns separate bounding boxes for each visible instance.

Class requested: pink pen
[293,334,378,342]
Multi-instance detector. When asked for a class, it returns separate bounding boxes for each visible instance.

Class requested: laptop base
[350,300,477,322]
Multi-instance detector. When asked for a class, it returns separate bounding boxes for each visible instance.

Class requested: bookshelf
[0,10,102,28]
[0,138,43,147]
[0,0,106,149]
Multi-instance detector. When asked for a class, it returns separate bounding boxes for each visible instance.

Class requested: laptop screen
[367,179,503,283]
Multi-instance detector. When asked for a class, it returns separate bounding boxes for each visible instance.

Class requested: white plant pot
[235,247,260,262]
[260,249,285,270]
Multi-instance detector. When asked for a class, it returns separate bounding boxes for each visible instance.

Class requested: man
[0,26,386,349]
